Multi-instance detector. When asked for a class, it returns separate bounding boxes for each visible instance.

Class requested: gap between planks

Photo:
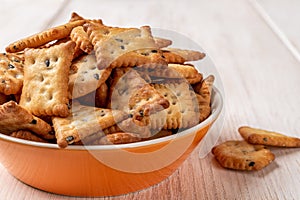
[248,0,300,64]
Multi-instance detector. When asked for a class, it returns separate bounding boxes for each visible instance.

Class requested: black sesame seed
[115,38,123,43]
[248,161,255,167]
[139,110,144,117]
[49,130,55,135]
[129,113,133,118]
[151,50,158,53]
[8,64,15,69]
[263,137,268,142]
[120,45,125,50]
[93,73,100,80]
[45,59,50,67]
[30,119,37,124]
[66,136,74,142]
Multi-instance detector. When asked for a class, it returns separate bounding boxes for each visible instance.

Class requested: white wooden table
[1,0,300,199]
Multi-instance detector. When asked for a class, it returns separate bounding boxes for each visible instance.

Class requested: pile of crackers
[0,12,214,148]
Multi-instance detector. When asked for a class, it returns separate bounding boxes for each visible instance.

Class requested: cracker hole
[167,110,172,115]
[53,57,58,62]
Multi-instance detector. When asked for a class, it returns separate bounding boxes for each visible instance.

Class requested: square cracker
[108,68,169,125]
[212,140,275,170]
[0,101,53,139]
[20,41,75,117]
[68,53,112,99]
[149,81,200,130]
[0,53,24,95]
[84,22,158,69]
[52,102,129,148]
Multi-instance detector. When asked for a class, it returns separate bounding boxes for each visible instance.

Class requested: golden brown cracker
[52,102,129,148]
[149,82,199,129]
[0,53,24,95]
[195,75,214,122]
[75,82,108,108]
[239,126,300,147]
[10,130,48,143]
[6,20,85,53]
[212,140,275,170]
[138,63,202,84]
[109,48,167,69]
[97,132,142,145]
[70,26,93,53]
[162,48,206,64]
[20,41,75,117]
[85,22,158,69]
[154,37,172,48]
[0,101,54,139]
[68,53,112,99]
[108,68,169,125]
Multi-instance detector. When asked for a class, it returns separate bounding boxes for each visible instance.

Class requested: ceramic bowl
[0,86,223,197]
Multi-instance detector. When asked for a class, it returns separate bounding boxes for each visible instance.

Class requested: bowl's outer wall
[0,123,211,197]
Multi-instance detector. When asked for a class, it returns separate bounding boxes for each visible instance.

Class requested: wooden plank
[0,0,67,51]
[255,0,300,61]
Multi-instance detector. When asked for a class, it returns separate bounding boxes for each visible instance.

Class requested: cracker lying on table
[68,53,112,99]
[0,101,54,139]
[6,20,85,53]
[0,53,24,95]
[212,140,275,171]
[108,68,169,125]
[239,126,300,147]
[84,22,158,69]
[52,102,129,148]
[162,48,206,64]
[20,41,75,117]
[10,130,48,143]
[149,81,199,129]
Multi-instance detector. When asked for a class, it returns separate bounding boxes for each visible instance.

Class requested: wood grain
[1,0,300,199]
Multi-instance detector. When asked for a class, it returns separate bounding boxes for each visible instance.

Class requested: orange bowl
[0,87,223,197]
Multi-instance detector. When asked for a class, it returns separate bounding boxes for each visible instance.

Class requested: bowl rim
[0,86,223,150]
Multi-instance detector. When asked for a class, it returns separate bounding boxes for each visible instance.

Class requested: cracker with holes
[162,48,206,64]
[195,75,214,122]
[239,126,300,147]
[0,101,54,139]
[52,102,129,148]
[68,53,112,99]
[6,20,85,53]
[0,53,24,95]
[108,68,169,125]
[212,140,275,171]
[84,22,159,69]
[149,81,199,129]
[20,41,75,117]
